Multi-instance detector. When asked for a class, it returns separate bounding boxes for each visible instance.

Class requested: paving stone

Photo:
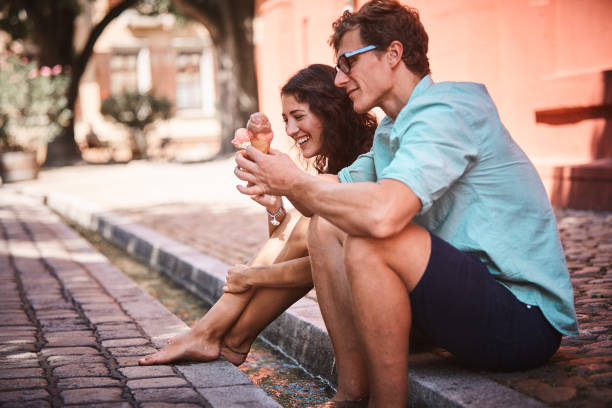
[0,359,40,368]
[119,365,175,379]
[101,338,149,348]
[40,322,91,333]
[87,313,133,324]
[127,377,189,389]
[0,368,44,379]
[97,329,143,340]
[41,346,99,357]
[43,331,98,347]
[131,387,201,403]
[67,404,131,408]
[0,343,37,354]
[587,372,612,386]
[115,355,148,367]
[57,376,121,389]
[46,354,107,367]
[4,399,51,408]
[0,335,37,345]
[0,388,49,402]
[197,384,281,408]
[35,309,80,319]
[107,346,158,357]
[53,363,111,378]
[60,387,124,404]
[178,361,252,388]
[0,378,47,390]
[140,403,203,408]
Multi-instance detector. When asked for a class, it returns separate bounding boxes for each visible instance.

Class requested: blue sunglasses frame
[336,45,377,74]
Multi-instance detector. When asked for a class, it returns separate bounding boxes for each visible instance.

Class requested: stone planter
[0,151,39,183]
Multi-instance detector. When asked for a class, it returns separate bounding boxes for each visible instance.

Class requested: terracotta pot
[0,151,40,183]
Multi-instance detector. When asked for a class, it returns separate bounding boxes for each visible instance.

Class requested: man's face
[334,29,391,114]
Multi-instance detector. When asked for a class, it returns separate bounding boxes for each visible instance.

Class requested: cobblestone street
[6,159,612,407]
[0,191,278,407]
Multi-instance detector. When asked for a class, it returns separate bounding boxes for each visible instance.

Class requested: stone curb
[38,190,549,408]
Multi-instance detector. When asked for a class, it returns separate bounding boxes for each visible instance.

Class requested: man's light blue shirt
[338,75,579,336]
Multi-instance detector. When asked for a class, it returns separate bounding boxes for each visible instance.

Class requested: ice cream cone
[250,138,270,154]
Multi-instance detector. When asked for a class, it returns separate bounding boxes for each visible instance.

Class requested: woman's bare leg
[139,210,308,365]
[220,285,312,365]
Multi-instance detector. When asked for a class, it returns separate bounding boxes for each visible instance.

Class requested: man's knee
[344,235,380,278]
[307,215,340,249]
[344,223,430,283]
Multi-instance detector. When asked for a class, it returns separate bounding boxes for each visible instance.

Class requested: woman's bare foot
[167,331,189,345]
[139,330,221,365]
[220,341,250,366]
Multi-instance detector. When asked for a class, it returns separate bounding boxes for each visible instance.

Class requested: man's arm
[235,147,422,238]
[288,174,340,218]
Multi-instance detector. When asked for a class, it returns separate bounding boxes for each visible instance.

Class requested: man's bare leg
[344,223,430,408]
[308,215,369,402]
[139,211,308,365]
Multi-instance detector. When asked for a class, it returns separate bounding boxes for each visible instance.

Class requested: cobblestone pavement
[11,160,612,407]
[0,191,278,407]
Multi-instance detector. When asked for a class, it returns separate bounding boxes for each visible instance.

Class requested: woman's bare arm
[224,256,312,293]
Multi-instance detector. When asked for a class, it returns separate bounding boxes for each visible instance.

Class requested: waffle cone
[250,139,270,154]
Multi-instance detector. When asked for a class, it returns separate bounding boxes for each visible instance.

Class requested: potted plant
[0,53,72,183]
[101,91,172,159]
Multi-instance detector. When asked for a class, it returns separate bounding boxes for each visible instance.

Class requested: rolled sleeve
[338,151,376,183]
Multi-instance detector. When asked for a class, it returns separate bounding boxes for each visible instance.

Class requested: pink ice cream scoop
[231,128,251,150]
[231,112,274,153]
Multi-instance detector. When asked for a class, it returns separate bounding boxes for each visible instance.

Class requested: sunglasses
[335,45,377,75]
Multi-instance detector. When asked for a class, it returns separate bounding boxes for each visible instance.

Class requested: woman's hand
[251,194,282,214]
[223,264,252,293]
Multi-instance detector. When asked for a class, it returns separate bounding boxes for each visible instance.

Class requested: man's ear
[387,40,404,68]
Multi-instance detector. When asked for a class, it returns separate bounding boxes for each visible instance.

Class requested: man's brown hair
[330,0,430,78]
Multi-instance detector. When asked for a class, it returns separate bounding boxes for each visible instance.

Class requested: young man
[235,1,578,406]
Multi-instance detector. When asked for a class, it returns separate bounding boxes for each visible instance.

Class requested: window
[110,53,138,95]
[176,52,202,110]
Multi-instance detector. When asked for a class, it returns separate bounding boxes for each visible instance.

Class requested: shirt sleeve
[338,150,376,183]
[379,101,478,214]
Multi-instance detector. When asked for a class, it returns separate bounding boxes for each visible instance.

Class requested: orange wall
[255,0,612,168]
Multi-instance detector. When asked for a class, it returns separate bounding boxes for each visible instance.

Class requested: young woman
[139,64,377,366]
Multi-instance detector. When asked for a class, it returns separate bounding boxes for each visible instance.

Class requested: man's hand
[223,264,252,293]
[234,146,303,197]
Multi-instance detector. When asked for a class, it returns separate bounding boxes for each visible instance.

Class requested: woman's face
[281,94,324,159]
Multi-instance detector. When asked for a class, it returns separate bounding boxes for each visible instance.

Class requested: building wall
[255,0,612,209]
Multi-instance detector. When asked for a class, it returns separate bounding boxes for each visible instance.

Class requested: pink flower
[40,66,52,77]
[28,68,38,79]
[51,65,62,75]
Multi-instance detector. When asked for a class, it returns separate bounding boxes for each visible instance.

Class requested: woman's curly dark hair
[281,64,377,174]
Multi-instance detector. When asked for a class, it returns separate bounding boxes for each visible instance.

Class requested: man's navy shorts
[409,234,562,372]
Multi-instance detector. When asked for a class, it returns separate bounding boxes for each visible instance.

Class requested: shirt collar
[379,75,434,128]
[392,74,433,125]
[407,74,433,105]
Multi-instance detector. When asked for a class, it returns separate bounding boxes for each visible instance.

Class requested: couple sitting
[142,1,578,407]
